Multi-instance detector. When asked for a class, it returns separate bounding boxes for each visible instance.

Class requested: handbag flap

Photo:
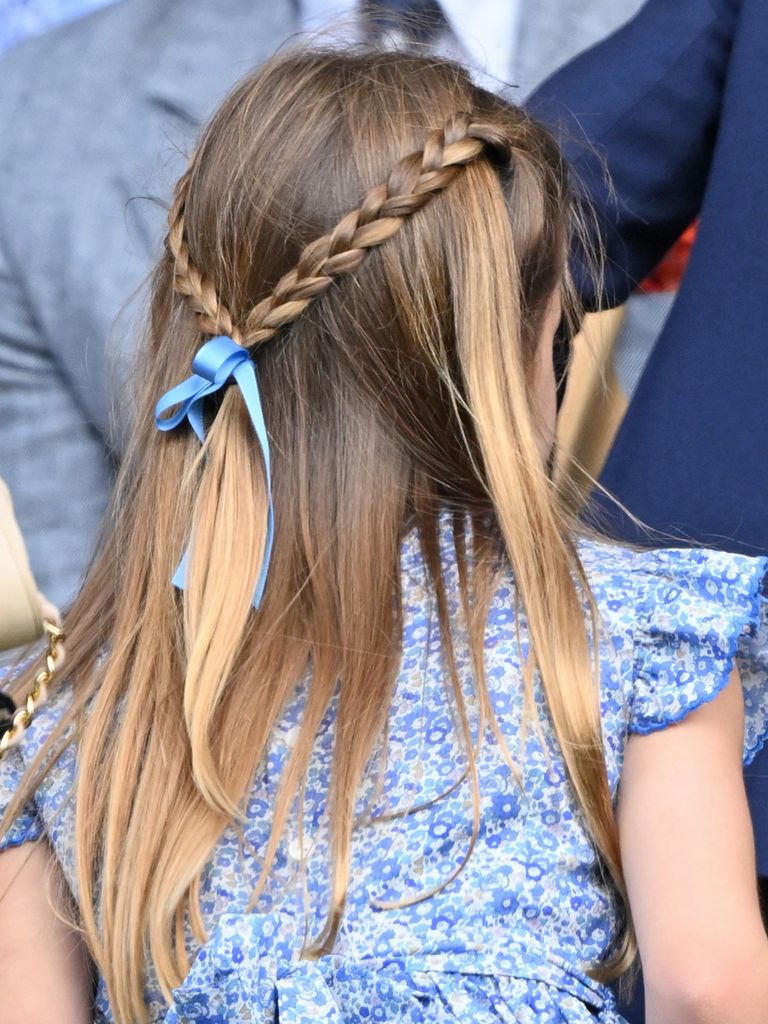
[0,479,44,650]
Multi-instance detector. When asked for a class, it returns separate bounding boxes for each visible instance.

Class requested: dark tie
[361,0,449,45]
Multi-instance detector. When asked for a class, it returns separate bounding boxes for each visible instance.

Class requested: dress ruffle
[629,547,768,763]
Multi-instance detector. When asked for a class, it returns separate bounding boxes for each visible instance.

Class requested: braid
[241,114,511,345]
[166,169,241,341]
[167,114,511,345]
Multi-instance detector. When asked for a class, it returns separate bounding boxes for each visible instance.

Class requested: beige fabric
[0,478,43,651]
[555,307,628,502]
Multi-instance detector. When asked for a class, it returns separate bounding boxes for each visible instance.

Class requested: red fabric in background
[640,222,698,292]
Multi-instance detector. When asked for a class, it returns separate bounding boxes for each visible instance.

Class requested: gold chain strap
[0,620,65,756]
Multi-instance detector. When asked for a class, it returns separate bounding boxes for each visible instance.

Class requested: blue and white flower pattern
[2,530,767,1022]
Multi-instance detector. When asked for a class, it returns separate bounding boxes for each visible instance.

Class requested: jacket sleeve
[527,0,741,307]
[0,36,116,607]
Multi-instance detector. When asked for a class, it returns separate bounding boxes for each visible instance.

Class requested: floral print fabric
[1,532,767,1023]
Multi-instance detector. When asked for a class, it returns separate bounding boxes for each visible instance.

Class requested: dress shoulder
[625,545,768,762]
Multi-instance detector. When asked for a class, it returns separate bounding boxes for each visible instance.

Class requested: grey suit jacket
[0,0,643,605]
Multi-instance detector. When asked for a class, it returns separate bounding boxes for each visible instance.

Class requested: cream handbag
[0,478,44,651]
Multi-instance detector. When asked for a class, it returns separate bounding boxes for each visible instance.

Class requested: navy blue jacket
[529,0,762,550]
[529,0,768,888]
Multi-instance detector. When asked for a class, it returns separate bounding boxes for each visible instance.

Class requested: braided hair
[166,113,512,348]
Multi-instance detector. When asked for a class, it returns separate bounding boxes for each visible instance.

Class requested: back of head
[7,49,632,1020]
[155,49,570,552]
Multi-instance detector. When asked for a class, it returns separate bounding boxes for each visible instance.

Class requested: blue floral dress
[2,531,768,1023]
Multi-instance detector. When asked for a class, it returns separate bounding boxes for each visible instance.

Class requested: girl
[1,50,768,1024]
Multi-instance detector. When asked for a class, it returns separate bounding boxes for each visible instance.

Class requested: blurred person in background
[0,0,644,610]
[530,0,765,559]
[0,0,114,52]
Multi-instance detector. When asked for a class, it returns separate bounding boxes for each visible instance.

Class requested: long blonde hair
[2,50,632,1019]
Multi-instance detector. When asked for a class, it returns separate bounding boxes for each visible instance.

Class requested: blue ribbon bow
[155,335,274,609]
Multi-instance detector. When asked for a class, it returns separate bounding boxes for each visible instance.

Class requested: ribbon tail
[234,361,275,610]
[185,398,206,444]
[172,550,189,592]
[252,501,275,608]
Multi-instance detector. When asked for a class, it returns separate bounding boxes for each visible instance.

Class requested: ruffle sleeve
[630,547,768,765]
[0,665,45,851]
